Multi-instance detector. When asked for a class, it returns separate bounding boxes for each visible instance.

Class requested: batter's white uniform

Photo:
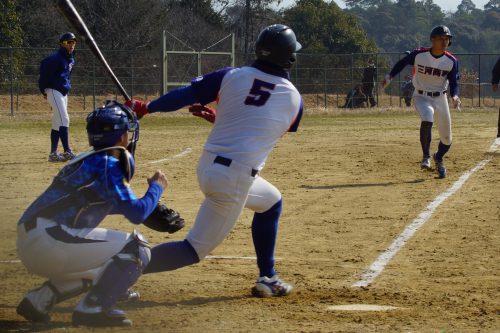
[186,66,302,259]
[389,48,459,145]
[46,88,70,131]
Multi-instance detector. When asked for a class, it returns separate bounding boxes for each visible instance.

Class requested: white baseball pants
[414,94,452,145]
[186,151,282,259]
[46,88,69,130]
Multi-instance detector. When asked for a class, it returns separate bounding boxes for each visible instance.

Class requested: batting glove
[125,98,149,119]
[189,104,216,123]
[452,95,462,111]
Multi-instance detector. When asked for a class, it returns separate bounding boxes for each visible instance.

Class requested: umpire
[362,59,377,107]
[39,32,77,162]
[492,57,500,137]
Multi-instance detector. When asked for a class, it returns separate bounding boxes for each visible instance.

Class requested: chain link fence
[1,47,498,114]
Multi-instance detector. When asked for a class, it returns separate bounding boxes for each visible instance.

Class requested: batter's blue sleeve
[191,67,234,105]
[148,86,197,113]
[447,60,459,97]
[389,50,418,78]
[288,98,303,132]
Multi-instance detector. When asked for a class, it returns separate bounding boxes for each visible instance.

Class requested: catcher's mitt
[143,203,185,233]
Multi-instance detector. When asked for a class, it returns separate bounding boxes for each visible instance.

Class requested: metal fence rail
[0,47,498,114]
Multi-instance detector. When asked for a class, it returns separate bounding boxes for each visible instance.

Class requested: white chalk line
[352,139,499,288]
[0,259,20,263]
[148,147,192,165]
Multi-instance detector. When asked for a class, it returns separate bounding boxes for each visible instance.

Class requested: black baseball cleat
[72,308,132,327]
[16,297,51,323]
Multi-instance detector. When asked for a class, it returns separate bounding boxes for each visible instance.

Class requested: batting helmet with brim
[430,25,452,46]
[255,24,302,69]
[86,100,139,152]
[59,32,76,43]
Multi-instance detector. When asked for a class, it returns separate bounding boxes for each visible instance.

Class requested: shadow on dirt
[0,320,69,332]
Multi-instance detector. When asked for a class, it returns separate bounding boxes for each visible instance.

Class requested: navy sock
[143,240,199,274]
[435,141,451,161]
[59,126,70,152]
[420,121,433,158]
[252,200,282,278]
[50,130,60,153]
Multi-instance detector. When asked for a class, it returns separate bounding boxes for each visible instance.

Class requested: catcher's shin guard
[79,232,150,309]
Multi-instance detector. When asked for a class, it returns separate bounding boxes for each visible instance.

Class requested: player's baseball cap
[430,25,452,46]
[59,32,76,43]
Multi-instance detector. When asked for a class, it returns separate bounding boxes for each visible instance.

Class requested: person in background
[39,32,77,162]
[361,59,377,107]
[491,57,500,138]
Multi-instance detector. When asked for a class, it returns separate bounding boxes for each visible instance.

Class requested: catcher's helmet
[255,24,302,69]
[430,25,452,46]
[59,32,76,43]
[86,100,139,154]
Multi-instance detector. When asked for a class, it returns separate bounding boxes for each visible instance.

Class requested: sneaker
[48,152,63,162]
[252,275,293,298]
[16,284,56,323]
[421,157,431,170]
[72,308,132,327]
[433,153,446,179]
[61,150,76,161]
[117,289,140,302]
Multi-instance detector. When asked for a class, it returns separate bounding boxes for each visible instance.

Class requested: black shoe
[16,297,51,323]
[72,308,132,327]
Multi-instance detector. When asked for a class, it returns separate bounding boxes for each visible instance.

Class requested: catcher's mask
[86,99,139,156]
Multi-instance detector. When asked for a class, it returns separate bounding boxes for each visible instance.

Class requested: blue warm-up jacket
[38,48,75,96]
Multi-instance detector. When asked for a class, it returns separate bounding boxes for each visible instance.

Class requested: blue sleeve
[148,86,197,113]
[113,182,164,224]
[288,98,303,133]
[447,60,459,97]
[38,56,56,94]
[389,51,417,78]
[190,67,234,105]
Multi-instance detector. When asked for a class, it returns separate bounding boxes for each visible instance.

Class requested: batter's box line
[351,138,498,288]
[148,147,193,165]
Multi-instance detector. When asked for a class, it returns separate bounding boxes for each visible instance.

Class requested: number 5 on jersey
[245,79,276,106]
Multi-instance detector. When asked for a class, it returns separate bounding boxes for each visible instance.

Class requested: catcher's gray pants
[186,150,282,259]
[17,217,133,291]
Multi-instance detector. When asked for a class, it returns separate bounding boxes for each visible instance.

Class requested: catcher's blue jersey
[18,151,162,229]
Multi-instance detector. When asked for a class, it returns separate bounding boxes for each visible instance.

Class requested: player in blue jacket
[39,32,77,162]
[382,25,461,178]
[16,101,168,327]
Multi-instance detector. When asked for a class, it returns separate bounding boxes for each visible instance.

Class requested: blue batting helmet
[86,100,139,152]
[255,24,302,69]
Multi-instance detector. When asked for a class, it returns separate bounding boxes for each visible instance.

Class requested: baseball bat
[57,0,130,101]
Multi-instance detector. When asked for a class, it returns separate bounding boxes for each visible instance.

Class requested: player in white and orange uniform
[383,25,461,178]
[126,24,303,297]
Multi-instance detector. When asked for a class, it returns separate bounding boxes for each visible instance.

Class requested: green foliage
[0,0,24,82]
[284,0,378,54]
[0,0,23,48]
[346,0,500,53]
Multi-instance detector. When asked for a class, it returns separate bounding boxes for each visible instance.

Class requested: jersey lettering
[244,79,276,106]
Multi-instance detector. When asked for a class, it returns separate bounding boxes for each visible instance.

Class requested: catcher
[15,100,183,327]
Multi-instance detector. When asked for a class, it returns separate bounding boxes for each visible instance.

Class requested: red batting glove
[189,104,216,123]
[125,98,149,119]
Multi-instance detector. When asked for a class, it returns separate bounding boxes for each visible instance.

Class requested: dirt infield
[0,108,499,332]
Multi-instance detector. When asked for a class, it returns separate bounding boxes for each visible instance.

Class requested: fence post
[478,54,481,108]
[350,53,354,104]
[324,62,327,109]
[375,53,379,106]
[10,47,14,116]
[92,57,96,109]
[131,51,134,98]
